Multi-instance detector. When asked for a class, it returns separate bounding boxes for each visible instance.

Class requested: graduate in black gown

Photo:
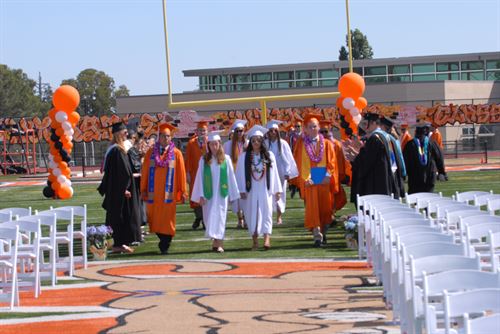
[97,122,141,253]
[403,122,447,194]
[344,112,398,205]
[380,116,407,198]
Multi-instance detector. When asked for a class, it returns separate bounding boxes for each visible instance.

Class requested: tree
[0,64,51,118]
[62,69,118,116]
[338,28,374,61]
[115,84,130,97]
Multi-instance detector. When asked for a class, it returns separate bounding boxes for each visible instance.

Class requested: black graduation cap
[111,122,126,134]
[380,116,396,128]
[363,112,379,122]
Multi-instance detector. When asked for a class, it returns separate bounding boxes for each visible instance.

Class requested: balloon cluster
[43,85,81,200]
[336,73,367,139]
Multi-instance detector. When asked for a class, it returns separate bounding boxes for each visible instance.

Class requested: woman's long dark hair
[266,129,282,155]
[244,137,272,192]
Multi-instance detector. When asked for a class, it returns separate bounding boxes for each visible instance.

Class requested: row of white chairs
[357,191,500,334]
[0,205,87,310]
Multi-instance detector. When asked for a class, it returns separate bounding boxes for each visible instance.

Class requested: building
[117,52,500,148]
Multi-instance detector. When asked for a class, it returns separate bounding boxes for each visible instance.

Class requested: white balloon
[57,175,67,184]
[350,107,360,117]
[353,114,362,124]
[64,179,72,187]
[62,121,72,131]
[48,154,54,162]
[342,97,355,110]
[67,128,74,136]
[67,135,74,142]
[53,168,61,176]
[48,161,56,169]
[55,111,68,123]
[68,187,74,196]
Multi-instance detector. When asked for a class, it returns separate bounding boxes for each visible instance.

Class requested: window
[461,61,484,71]
[232,84,251,91]
[486,71,500,81]
[231,74,250,83]
[486,60,500,70]
[437,62,459,72]
[318,79,337,87]
[388,65,410,75]
[461,72,485,80]
[462,126,474,136]
[296,70,317,80]
[364,66,387,76]
[253,83,272,90]
[274,72,294,81]
[412,63,435,73]
[437,73,459,80]
[389,75,410,82]
[274,81,294,89]
[252,73,271,82]
[340,67,363,76]
[412,74,435,81]
[365,76,387,84]
[318,69,338,79]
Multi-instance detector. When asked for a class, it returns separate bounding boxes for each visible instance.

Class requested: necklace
[303,134,324,163]
[153,142,174,167]
[250,151,266,181]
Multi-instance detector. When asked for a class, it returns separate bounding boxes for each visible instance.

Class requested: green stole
[203,160,228,200]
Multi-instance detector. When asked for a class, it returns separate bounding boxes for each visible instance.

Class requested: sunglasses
[319,129,329,134]
[234,129,243,133]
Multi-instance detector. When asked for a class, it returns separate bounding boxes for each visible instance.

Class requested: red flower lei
[303,134,324,163]
[250,151,266,181]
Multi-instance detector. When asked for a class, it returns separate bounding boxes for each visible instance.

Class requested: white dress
[267,138,299,213]
[235,150,282,236]
[223,139,248,214]
[191,155,240,240]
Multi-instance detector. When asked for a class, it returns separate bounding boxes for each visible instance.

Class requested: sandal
[112,245,134,254]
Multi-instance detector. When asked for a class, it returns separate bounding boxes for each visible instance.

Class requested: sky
[1,0,499,96]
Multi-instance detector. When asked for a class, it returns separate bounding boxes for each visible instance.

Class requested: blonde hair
[204,141,225,165]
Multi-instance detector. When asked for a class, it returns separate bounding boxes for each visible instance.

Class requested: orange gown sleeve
[174,148,188,203]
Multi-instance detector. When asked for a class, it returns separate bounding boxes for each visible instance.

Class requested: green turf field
[0,170,499,260]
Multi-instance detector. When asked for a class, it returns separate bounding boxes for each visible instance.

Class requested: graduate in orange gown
[319,120,348,219]
[141,123,188,254]
[430,123,443,149]
[293,113,338,247]
[185,121,208,230]
[399,123,412,151]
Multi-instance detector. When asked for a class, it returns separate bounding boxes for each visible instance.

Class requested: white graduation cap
[230,119,247,131]
[266,120,283,130]
[207,130,224,142]
[246,125,268,138]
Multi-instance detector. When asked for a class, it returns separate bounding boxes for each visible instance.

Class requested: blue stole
[147,153,175,204]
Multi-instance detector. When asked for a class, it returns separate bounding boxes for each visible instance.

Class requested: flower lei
[250,150,266,181]
[153,141,174,167]
[303,134,324,163]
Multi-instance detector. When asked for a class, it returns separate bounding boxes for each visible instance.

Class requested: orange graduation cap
[159,123,177,134]
[303,113,323,125]
[195,120,209,129]
[319,119,333,129]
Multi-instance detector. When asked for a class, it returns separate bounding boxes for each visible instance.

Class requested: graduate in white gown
[235,125,282,251]
[191,131,240,253]
[265,120,299,225]
[223,119,248,228]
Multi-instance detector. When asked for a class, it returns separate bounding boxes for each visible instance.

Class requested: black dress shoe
[290,186,297,199]
[314,240,322,248]
[322,235,327,245]
[192,218,201,230]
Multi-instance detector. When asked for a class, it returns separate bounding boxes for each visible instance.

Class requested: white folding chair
[459,215,500,245]
[488,231,500,273]
[0,212,12,223]
[464,222,500,258]
[19,214,57,286]
[0,226,19,310]
[402,255,481,334]
[0,220,41,298]
[51,205,87,269]
[406,192,442,207]
[0,207,31,218]
[488,198,500,215]
[442,288,500,334]
[474,193,500,208]
[417,196,453,211]
[420,270,500,334]
[445,210,490,238]
[464,313,500,334]
[455,190,493,204]
[36,208,75,277]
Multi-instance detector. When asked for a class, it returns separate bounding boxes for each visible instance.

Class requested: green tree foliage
[115,85,130,97]
[62,68,120,116]
[338,28,374,61]
[0,64,52,117]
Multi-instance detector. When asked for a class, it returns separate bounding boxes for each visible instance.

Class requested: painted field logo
[303,311,386,322]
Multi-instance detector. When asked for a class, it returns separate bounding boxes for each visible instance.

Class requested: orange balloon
[355,97,368,110]
[62,168,71,177]
[53,155,62,163]
[53,85,80,111]
[57,186,73,200]
[55,128,64,137]
[336,97,344,109]
[63,141,73,150]
[48,174,57,183]
[338,73,365,99]
[51,181,61,191]
[68,111,81,125]
[58,161,68,169]
[48,108,57,120]
[51,121,58,129]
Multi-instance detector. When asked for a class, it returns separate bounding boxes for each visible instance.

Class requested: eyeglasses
[319,130,329,134]
[234,129,243,133]
[251,137,262,143]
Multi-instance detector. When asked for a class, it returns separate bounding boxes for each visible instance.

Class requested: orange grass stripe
[0,317,118,334]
